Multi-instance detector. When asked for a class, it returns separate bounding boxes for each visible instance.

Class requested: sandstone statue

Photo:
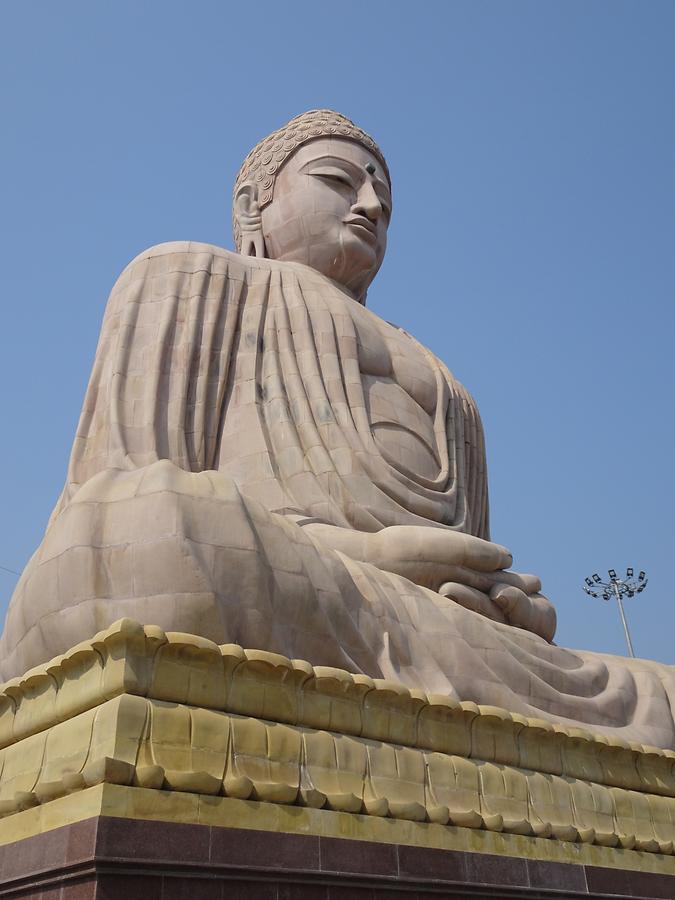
[2,110,673,747]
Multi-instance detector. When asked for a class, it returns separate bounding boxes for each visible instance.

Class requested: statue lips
[344,215,378,243]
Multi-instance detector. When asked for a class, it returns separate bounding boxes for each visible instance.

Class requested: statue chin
[261,223,384,303]
[264,244,377,303]
[336,240,383,301]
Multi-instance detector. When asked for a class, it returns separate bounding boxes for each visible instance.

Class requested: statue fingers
[529,593,557,643]
[439,582,508,625]
[484,570,542,595]
[490,585,556,642]
[459,533,513,573]
[393,526,511,571]
[490,584,525,617]
[440,565,498,593]
[511,571,542,594]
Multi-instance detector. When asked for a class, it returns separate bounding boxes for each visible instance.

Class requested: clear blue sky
[1,1,673,662]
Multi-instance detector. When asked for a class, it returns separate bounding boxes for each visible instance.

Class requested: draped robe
[2,241,674,748]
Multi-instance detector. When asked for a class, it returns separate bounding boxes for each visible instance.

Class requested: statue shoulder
[99,241,265,323]
[114,240,250,287]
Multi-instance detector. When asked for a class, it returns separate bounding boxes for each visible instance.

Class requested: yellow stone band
[1,619,674,862]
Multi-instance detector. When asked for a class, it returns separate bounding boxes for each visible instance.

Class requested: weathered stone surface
[1,109,673,747]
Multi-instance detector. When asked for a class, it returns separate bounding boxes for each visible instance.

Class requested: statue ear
[235,182,267,258]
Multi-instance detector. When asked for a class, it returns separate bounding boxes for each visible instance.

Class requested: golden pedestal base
[1,619,674,896]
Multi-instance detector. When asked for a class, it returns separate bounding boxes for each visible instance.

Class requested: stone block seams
[2,816,675,898]
[0,620,674,865]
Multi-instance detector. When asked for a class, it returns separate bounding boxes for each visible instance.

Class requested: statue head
[233,110,392,303]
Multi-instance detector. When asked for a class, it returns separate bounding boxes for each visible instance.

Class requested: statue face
[260,138,391,301]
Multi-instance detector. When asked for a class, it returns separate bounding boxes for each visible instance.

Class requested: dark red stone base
[1,817,674,899]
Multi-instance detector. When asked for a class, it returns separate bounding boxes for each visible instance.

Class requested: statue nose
[353,181,383,222]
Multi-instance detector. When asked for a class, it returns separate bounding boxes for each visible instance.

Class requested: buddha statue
[2,110,673,748]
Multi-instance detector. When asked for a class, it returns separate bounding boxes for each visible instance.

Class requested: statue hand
[439,573,557,643]
[367,525,513,581]
[300,521,555,643]
[300,521,512,578]
[367,527,555,640]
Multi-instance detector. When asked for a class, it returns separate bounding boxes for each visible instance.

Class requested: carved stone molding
[0,620,674,859]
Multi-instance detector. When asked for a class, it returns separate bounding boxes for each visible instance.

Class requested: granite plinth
[2,813,675,899]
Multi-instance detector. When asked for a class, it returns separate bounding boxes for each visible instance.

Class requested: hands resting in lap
[300,522,556,643]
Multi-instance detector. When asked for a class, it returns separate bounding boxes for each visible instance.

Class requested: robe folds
[2,241,674,748]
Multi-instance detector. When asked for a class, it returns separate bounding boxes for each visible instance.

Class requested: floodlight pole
[611,580,635,658]
[583,568,647,658]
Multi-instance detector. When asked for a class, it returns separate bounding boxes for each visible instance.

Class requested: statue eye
[309,166,355,188]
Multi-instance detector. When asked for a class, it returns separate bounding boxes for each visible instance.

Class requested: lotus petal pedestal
[1,620,674,898]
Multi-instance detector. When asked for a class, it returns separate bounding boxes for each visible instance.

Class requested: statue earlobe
[235,182,267,258]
